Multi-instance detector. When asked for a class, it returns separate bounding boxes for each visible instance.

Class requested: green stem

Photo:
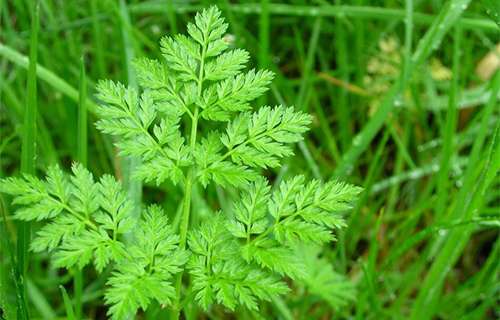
[56,200,97,230]
[252,183,305,243]
[172,109,198,319]
[172,28,207,318]
[180,107,199,249]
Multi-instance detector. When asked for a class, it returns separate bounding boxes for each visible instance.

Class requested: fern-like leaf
[221,106,312,168]
[105,206,188,319]
[0,5,362,318]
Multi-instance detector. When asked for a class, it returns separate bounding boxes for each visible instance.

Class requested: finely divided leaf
[201,70,274,120]
[189,6,228,46]
[205,49,250,81]
[70,163,99,217]
[241,239,307,280]
[188,218,289,311]
[95,80,189,185]
[194,133,257,188]
[229,177,271,238]
[221,106,312,168]
[300,246,356,309]
[30,215,84,252]
[160,36,198,82]
[133,57,168,89]
[104,205,187,319]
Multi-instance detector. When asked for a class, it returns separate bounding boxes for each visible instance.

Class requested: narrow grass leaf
[59,285,76,320]
[17,2,39,318]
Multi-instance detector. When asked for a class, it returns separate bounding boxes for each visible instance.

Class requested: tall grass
[333,0,473,177]
[410,71,500,320]
[118,0,142,219]
[72,56,88,320]
[16,2,39,318]
[77,57,88,167]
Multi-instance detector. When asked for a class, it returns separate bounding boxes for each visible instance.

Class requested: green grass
[59,285,76,320]
[118,0,142,221]
[0,0,498,319]
[72,56,87,320]
[16,2,39,319]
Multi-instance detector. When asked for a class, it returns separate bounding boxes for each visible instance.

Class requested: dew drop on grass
[409,171,420,179]
[394,97,403,107]
[151,25,161,35]
[344,164,354,175]
[352,136,362,147]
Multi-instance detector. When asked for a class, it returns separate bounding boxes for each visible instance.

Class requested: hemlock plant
[0,6,361,319]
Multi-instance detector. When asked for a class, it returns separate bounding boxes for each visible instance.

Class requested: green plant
[0,6,361,319]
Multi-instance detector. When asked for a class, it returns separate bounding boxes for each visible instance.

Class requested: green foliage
[187,216,289,311]
[300,246,356,309]
[0,5,361,319]
[105,206,188,319]
[0,165,186,317]
[229,176,361,281]
[0,163,130,270]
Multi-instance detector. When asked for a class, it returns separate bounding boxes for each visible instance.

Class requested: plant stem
[172,108,198,320]
[179,107,199,250]
[171,22,209,318]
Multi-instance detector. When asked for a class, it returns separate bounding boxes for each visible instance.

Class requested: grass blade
[73,56,87,320]
[77,56,88,167]
[333,0,351,151]
[296,17,322,179]
[118,0,142,220]
[257,0,269,106]
[130,3,497,31]
[59,285,76,320]
[26,279,56,319]
[0,43,98,113]
[90,0,106,77]
[17,2,40,318]
[434,26,461,221]
[0,200,23,320]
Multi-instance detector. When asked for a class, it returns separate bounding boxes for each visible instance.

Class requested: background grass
[1,0,499,319]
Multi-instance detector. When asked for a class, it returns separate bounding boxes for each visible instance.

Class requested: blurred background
[1,0,499,319]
